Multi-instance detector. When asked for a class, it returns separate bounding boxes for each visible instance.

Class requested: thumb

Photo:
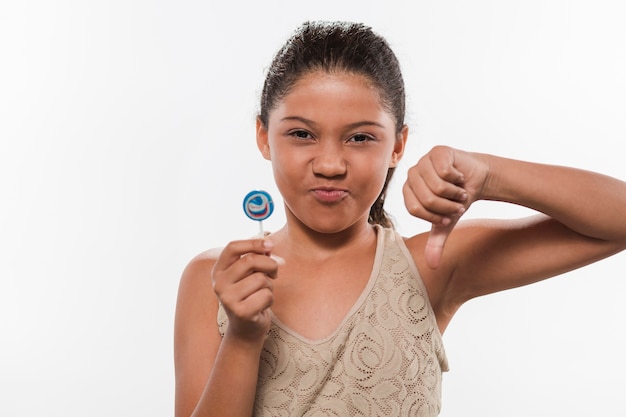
[425,220,457,269]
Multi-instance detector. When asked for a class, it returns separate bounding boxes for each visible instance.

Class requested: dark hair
[259,21,406,228]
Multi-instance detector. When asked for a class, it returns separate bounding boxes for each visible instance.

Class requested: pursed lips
[311,187,349,203]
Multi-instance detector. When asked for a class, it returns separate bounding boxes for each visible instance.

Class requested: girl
[174,21,626,417]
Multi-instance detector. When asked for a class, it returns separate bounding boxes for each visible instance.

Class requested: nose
[312,142,347,178]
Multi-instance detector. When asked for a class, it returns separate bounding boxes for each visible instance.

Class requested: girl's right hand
[211,238,278,344]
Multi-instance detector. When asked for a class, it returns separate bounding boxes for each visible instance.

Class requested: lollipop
[243,190,274,237]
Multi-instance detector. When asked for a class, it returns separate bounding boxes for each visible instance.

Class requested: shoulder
[177,247,223,310]
[182,247,223,279]
[175,247,225,336]
[174,247,224,359]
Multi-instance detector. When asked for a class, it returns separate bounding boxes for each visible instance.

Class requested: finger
[403,180,447,224]
[242,287,275,319]
[249,305,272,326]
[405,176,466,216]
[222,272,275,316]
[425,220,458,269]
[403,178,466,223]
[230,252,279,280]
[232,271,275,303]
[214,238,274,269]
[224,287,274,339]
[411,160,468,204]
[213,254,279,302]
[212,238,276,281]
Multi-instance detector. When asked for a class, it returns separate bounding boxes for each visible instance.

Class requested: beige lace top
[217,226,449,416]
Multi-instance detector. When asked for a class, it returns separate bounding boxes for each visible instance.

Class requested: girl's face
[257,71,406,234]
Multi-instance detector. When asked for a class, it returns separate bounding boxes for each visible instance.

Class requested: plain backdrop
[1,1,625,416]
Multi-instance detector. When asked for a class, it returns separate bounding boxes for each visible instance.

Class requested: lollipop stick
[259,220,264,238]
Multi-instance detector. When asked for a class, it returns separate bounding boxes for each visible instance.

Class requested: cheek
[270,151,305,186]
[371,166,392,195]
[351,159,391,202]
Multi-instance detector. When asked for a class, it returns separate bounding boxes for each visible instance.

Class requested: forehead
[269,71,394,126]
[288,70,379,100]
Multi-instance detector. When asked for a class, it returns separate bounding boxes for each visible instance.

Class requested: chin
[286,202,369,235]
[301,217,363,235]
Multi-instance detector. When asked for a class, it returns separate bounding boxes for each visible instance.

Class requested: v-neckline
[268,225,386,345]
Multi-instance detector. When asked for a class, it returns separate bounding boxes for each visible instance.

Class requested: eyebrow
[280,116,386,130]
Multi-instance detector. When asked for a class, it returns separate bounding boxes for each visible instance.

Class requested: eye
[349,133,374,143]
[289,129,313,140]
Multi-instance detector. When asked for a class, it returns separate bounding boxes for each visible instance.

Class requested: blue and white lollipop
[243,190,274,237]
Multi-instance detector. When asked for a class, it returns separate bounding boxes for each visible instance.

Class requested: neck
[273,210,377,261]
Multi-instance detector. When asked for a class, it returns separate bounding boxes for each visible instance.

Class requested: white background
[1,1,625,416]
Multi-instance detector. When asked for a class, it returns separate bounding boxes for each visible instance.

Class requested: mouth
[311,187,349,203]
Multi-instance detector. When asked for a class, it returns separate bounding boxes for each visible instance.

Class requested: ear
[389,125,408,168]
[256,118,271,160]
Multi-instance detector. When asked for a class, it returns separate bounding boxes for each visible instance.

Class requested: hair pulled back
[259,21,406,228]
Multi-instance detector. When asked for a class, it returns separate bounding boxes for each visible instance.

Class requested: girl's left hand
[403,146,490,269]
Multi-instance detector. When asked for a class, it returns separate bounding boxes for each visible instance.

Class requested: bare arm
[482,154,626,241]
[174,239,277,417]
[403,146,626,328]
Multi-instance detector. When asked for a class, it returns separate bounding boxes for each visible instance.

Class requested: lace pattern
[217,226,448,416]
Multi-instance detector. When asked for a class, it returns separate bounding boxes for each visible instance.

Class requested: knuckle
[231,304,247,319]
[222,240,240,254]
[239,253,257,268]
[406,202,423,217]
[402,181,413,196]
[218,291,234,308]
[422,194,438,207]
[248,272,264,289]
[437,164,452,178]
[432,144,450,154]
[211,272,224,291]
[264,288,275,307]
[212,280,222,295]
[431,181,448,195]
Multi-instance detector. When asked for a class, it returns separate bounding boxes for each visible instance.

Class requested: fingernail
[457,206,466,215]
[263,239,275,250]
[270,254,286,265]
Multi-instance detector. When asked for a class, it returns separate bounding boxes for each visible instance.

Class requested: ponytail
[368,167,395,229]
